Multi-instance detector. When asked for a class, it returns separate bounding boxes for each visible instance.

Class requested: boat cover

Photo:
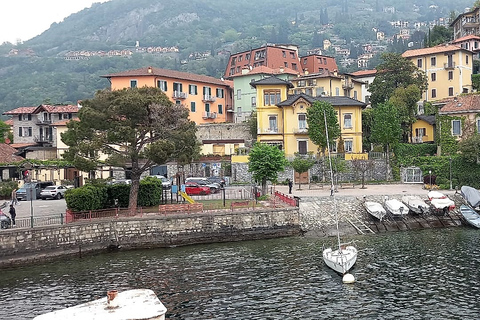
[461,186,480,208]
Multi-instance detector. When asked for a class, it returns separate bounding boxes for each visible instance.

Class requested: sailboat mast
[324,111,341,252]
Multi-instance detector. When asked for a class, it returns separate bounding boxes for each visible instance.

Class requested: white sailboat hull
[363,201,387,221]
[323,246,358,274]
[385,199,409,217]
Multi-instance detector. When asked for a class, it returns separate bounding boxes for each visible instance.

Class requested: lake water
[1,227,479,319]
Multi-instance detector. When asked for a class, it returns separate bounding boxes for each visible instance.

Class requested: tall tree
[248,143,288,194]
[307,101,341,155]
[370,102,402,181]
[61,87,199,213]
[388,84,422,142]
[368,52,428,107]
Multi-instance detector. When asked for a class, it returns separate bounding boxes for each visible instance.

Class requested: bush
[65,185,107,211]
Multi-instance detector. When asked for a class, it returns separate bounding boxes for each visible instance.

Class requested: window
[268,116,277,132]
[431,89,437,98]
[157,80,167,91]
[448,71,453,80]
[448,87,454,96]
[246,53,251,60]
[415,128,426,138]
[284,62,288,67]
[175,100,181,105]
[62,113,72,120]
[216,88,224,98]
[323,58,327,64]
[218,104,223,114]
[292,63,297,70]
[205,103,210,112]
[467,55,469,65]
[344,140,353,152]
[431,73,436,81]
[305,88,312,96]
[130,80,137,88]
[190,102,196,112]
[298,140,308,155]
[344,114,352,128]
[237,89,241,100]
[417,59,422,68]
[18,127,32,137]
[264,90,281,106]
[316,87,325,96]
[298,114,306,130]
[251,96,256,107]
[203,86,212,96]
[303,58,308,65]
[282,51,286,58]
[431,57,436,66]
[20,114,32,121]
[189,84,197,95]
[353,91,358,100]
[173,82,183,92]
[335,87,340,96]
[290,52,295,58]
[452,120,461,135]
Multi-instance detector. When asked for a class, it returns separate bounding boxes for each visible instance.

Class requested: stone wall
[196,123,253,144]
[0,208,300,267]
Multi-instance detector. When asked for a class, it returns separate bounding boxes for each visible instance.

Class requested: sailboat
[321,112,357,282]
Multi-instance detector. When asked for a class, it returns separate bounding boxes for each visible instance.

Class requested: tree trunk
[261,178,267,195]
[128,172,141,215]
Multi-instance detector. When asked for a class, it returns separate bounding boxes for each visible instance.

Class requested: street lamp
[429,170,432,189]
[449,157,452,190]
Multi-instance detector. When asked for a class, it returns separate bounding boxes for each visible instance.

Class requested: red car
[184,182,211,195]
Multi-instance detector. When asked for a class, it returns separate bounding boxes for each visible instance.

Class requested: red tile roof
[439,95,480,114]
[0,143,24,163]
[451,35,480,43]
[102,66,232,87]
[4,119,13,126]
[3,107,37,115]
[52,118,79,126]
[10,143,37,148]
[402,44,467,58]
[3,105,79,115]
[348,69,377,77]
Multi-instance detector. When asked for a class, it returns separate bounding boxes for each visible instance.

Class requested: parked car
[184,182,211,195]
[207,176,226,188]
[185,177,220,193]
[150,175,172,189]
[0,211,11,229]
[17,181,54,200]
[40,185,68,200]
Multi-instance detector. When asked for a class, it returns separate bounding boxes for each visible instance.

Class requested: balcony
[202,94,216,102]
[34,135,53,143]
[36,119,52,125]
[202,112,217,119]
[444,62,455,70]
[412,136,426,143]
[342,80,354,89]
[172,91,187,99]
[293,128,308,134]
[258,127,279,134]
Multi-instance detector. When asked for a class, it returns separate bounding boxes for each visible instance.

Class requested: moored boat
[363,200,387,221]
[460,186,480,210]
[401,195,430,214]
[33,289,167,320]
[460,205,480,228]
[430,197,455,215]
[427,190,447,201]
[323,245,358,274]
[384,198,409,217]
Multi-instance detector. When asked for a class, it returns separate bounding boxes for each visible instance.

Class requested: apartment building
[451,34,480,59]
[102,66,234,123]
[451,7,480,40]
[347,69,377,106]
[402,44,474,101]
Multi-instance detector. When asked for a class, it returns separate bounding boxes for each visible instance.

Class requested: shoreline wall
[0,208,301,268]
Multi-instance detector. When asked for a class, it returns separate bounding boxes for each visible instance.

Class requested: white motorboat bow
[430,197,455,214]
[427,190,447,200]
[384,197,409,217]
[401,195,430,214]
[363,200,387,221]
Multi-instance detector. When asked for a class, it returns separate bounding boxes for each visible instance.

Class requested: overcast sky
[0,0,110,44]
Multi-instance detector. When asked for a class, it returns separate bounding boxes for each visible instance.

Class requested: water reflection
[1,228,479,319]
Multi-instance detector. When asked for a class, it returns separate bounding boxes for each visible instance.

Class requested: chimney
[147,66,152,74]
[242,66,250,75]
[304,68,309,75]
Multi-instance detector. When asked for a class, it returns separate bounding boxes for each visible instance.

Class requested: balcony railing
[258,127,279,134]
[34,135,53,143]
[444,62,455,69]
[172,91,187,99]
[342,80,354,89]
[36,119,52,125]
[202,112,217,119]
[202,94,216,102]
[293,128,308,134]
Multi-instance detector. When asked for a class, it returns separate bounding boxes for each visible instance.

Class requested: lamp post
[449,157,452,190]
[429,170,432,189]
[30,187,34,228]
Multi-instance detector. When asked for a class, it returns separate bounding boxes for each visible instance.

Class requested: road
[11,198,67,218]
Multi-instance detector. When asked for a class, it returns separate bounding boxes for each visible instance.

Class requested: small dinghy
[460,205,480,228]
[430,197,455,215]
[401,195,430,214]
[384,197,409,218]
[427,190,447,200]
[363,199,387,221]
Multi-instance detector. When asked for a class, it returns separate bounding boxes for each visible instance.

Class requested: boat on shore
[33,289,167,320]
[427,190,447,200]
[459,205,480,228]
[362,198,387,221]
[384,197,409,218]
[401,195,429,214]
[460,186,480,210]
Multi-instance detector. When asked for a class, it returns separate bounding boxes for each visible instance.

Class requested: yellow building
[251,76,366,157]
[402,45,473,102]
[411,115,435,143]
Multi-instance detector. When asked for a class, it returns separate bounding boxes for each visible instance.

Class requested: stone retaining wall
[0,208,300,267]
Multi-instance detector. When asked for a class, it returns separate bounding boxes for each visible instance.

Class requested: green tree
[426,26,453,47]
[368,52,428,107]
[61,87,199,213]
[248,143,288,194]
[306,101,341,155]
[459,134,480,164]
[388,84,422,142]
[290,153,315,190]
[370,103,402,181]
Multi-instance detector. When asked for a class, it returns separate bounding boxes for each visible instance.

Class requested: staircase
[346,216,375,234]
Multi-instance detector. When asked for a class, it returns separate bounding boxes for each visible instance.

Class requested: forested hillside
[0,0,474,114]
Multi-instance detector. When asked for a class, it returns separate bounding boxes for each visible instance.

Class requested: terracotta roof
[439,95,480,114]
[347,69,377,77]
[0,143,24,162]
[277,93,367,108]
[3,107,37,115]
[402,44,468,58]
[451,35,480,43]
[4,119,13,126]
[250,75,294,88]
[52,118,79,126]
[102,66,231,87]
[10,143,37,148]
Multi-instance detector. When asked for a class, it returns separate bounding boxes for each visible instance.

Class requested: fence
[11,214,65,229]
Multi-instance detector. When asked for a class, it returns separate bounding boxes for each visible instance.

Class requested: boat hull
[323,246,358,274]
[385,199,409,217]
[363,201,386,221]
[401,196,429,214]
[460,205,480,228]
